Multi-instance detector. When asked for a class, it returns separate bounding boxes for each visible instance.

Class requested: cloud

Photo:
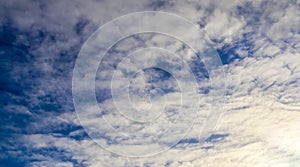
[1,0,300,166]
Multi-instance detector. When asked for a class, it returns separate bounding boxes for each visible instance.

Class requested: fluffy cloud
[1,0,300,166]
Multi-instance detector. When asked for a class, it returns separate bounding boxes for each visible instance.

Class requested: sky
[1,0,300,166]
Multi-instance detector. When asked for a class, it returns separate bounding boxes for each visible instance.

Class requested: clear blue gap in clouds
[216,33,255,65]
[213,1,267,65]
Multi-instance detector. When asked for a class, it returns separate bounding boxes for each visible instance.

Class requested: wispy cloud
[1,0,300,166]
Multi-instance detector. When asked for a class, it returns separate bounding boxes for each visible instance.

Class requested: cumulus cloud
[1,0,300,166]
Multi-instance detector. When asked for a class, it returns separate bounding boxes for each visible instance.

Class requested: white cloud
[2,0,300,166]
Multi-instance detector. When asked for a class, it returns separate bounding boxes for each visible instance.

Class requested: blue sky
[1,0,300,166]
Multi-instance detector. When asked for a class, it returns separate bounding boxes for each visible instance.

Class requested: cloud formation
[1,0,300,166]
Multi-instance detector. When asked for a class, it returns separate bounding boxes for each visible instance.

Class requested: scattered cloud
[1,0,300,166]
